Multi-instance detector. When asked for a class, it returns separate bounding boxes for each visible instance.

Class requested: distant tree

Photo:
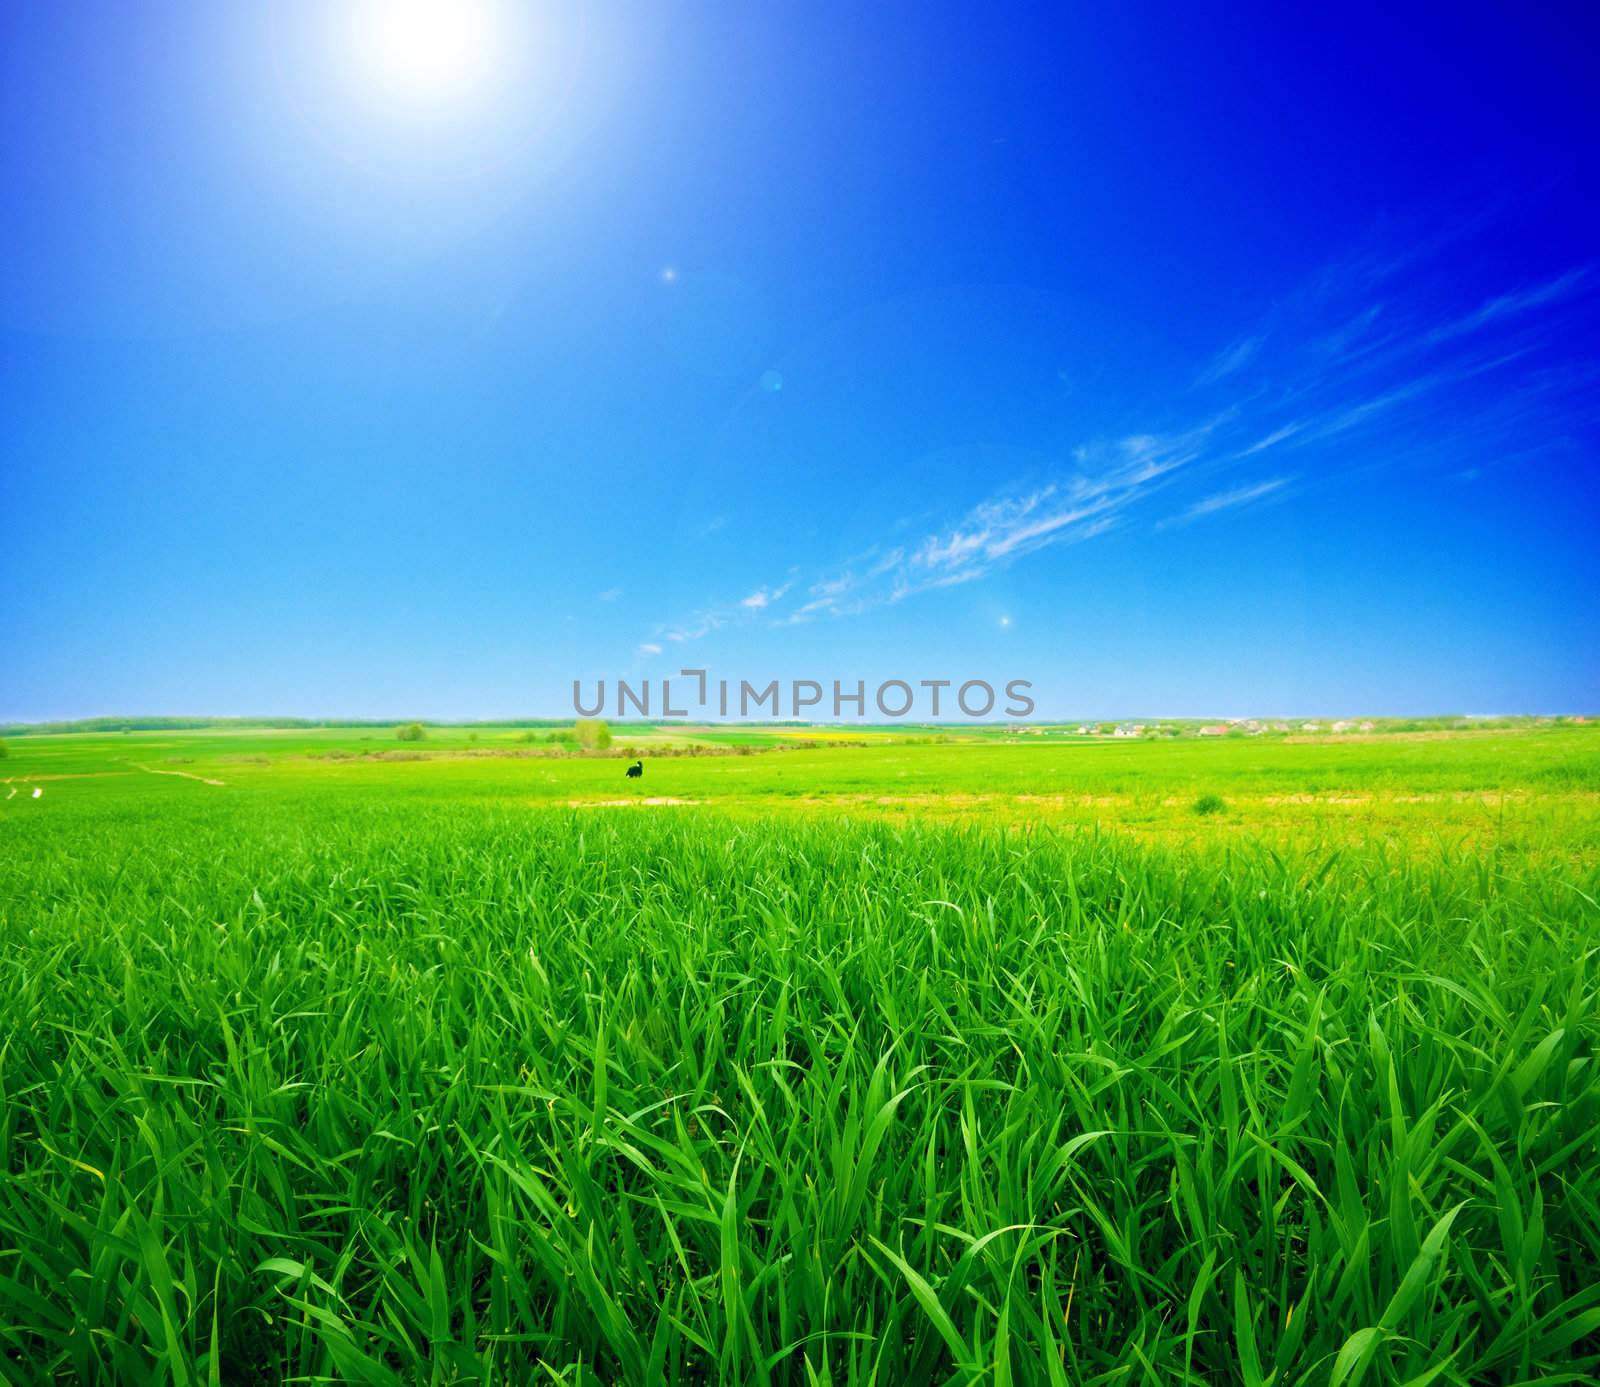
[574,719,613,751]
[395,722,427,742]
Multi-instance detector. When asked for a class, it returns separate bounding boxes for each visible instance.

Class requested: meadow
[2,726,1597,1383]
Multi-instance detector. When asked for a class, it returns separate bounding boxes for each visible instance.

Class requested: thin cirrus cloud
[640,232,1594,650]
[1194,334,1264,386]
[740,580,794,610]
[1159,477,1291,529]
[776,423,1222,625]
[1235,422,1304,457]
[1423,267,1590,346]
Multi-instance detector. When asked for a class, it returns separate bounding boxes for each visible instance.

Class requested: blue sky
[2,1,1597,720]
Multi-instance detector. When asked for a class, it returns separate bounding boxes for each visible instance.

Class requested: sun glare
[350,0,505,104]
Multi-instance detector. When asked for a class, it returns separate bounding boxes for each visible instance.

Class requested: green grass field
[2,727,1598,1383]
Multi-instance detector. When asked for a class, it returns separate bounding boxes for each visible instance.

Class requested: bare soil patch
[569,796,700,807]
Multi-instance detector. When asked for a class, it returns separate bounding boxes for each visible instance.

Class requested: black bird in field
[625,760,643,779]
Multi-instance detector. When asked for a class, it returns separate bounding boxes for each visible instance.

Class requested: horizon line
[4,711,1594,732]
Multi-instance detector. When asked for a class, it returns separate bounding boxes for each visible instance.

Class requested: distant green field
[4,724,1597,857]
[2,727,1597,1382]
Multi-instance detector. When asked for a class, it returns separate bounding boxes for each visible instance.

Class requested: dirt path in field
[569,797,699,807]
[129,762,226,786]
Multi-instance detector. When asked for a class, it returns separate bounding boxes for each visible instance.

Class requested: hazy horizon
[4,707,1591,730]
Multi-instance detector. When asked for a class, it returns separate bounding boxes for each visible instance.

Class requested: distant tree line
[0,716,591,737]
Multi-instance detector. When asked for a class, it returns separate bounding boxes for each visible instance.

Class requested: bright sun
[351,0,504,103]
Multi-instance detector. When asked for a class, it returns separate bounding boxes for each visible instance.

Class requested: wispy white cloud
[1196,335,1264,386]
[982,496,1115,561]
[638,240,1595,652]
[1297,347,1535,444]
[1237,422,1304,456]
[651,575,796,644]
[648,414,1242,644]
[1306,377,1439,439]
[597,586,623,602]
[739,579,793,610]
[906,487,1115,578]
[638,642,662,655]
[1161,477,1290,528]
[798,422,1225,617]
[780,573,860,624]
[1313,303,1385,358]
[1425,268,1590,345]
[662,612,725,643]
